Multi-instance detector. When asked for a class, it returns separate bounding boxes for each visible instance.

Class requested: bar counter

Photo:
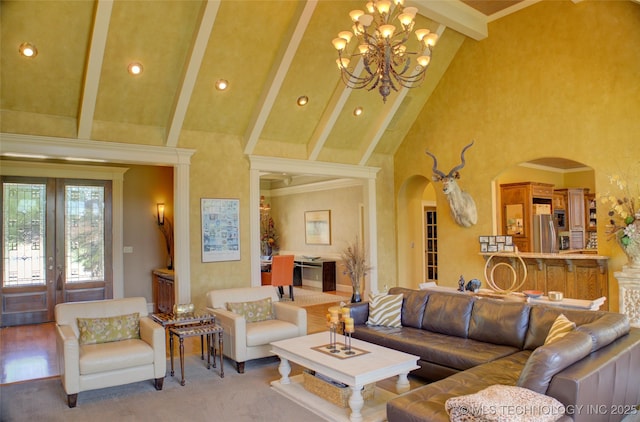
[480,251,609,310]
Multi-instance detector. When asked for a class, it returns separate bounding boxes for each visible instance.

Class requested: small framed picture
[487,244,498,252]
[480,243,488,252]
[505,236,513,246]
[479,236,489,243]
[488,236,496,245]
[504,244,515,252]
[496,235,506,243]
[497,242,505,252]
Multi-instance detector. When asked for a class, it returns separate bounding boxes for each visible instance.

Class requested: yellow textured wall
[395,0,640,311]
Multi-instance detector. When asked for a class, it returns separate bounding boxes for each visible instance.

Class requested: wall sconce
[157,203,165,225]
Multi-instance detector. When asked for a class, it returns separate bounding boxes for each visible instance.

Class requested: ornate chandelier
[332,0,438,102]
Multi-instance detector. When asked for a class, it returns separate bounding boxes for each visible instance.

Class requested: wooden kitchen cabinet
[556,188,586,249]
[500,182,554,252]
[152,269,175,314]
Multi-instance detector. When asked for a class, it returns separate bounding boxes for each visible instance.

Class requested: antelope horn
[425,149,447,179]
[448,140,475,177]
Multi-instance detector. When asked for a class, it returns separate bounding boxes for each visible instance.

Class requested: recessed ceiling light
[215,79,229,91]
[297,96,309,106]
[353,106,364,116]
[19,42,38,58]
[128,62,143,75]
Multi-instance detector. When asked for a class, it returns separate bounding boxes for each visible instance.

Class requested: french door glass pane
[2,183,47,287]
[65,185,105,283]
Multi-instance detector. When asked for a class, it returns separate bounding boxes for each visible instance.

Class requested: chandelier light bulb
[349,9,364,22]
[417,55,431,67]
[358,44,370,54]
[365,2,375,13]
[394,0,404,5]
[426,33,439,47]
[376,0,391,15]
[338,31,353,43]
[336,57,350,69]
[332,38,347,51]
[398,13,414,27]
[379,24,396,39]
[415,28,430,41]
[296,95,309,106]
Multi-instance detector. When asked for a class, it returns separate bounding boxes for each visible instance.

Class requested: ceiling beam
[243,0,318,155]
[409,0,488,40]
[358,24,447,166]
[77,0,113,140]
[165,0,220,147]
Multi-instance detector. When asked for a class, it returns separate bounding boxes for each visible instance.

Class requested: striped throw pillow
[544,313,575,345]
[366,293,403,328]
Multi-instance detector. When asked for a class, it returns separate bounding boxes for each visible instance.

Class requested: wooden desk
[294,259,336,291]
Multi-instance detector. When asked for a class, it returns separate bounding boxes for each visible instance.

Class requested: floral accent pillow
[227,297,273,323]
[77,312,140,345]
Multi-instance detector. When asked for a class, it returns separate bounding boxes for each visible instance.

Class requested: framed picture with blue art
[201,198,240,262]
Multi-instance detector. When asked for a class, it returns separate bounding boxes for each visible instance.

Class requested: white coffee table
[270,332,419,422]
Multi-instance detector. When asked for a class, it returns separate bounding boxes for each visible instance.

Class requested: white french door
[1,176,112,326]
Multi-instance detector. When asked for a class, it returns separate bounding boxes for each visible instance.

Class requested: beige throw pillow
[366,293,403,328]
[77,312,140,345]
[227,297,273,323]
[545,313,575,345]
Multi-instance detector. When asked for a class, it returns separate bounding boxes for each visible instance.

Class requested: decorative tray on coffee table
[312,344,370,359]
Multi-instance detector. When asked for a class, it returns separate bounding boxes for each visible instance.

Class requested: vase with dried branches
[340,236,372,303]
[157,217,174,270]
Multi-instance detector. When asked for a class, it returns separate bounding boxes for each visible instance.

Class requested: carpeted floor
[0,355,325,422]
[286,288,350,307]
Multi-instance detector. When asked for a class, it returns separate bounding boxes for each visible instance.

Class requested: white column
[615,265,640,328]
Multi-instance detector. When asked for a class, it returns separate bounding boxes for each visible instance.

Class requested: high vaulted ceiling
[1,0,534,167]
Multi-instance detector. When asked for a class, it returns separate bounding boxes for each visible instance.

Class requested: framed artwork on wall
[305,210,331,245]
[201,198,240,262]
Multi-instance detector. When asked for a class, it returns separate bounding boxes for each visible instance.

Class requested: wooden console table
[294,258,336,291]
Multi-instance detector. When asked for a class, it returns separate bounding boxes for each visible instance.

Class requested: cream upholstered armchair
[206,286,306,373]
[55,297,166,408]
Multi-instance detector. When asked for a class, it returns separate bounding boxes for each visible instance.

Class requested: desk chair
[270,255,295,300]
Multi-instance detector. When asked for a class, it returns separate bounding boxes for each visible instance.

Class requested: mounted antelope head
[425,141,478,227]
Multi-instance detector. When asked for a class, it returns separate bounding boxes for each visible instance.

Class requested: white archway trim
[0,133,195,303]
[249,155,380,291]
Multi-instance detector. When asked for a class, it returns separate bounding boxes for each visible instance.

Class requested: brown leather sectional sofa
[348,287,640,422]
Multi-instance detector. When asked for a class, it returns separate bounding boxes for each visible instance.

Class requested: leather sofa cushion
[79,339,153,375]
[576,312,630,352]
[389,287,429,329]
[468,299,530,349]
[353,325,518,371]
[517,330,593,394]
[386,351,532,422]
[524,306,630,350]
[422,292,475,338]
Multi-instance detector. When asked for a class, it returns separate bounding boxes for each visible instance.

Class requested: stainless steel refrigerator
[533,214,557,253]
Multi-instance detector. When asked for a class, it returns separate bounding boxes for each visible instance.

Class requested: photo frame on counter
[201,198,240,262]
[305,210,331,245]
